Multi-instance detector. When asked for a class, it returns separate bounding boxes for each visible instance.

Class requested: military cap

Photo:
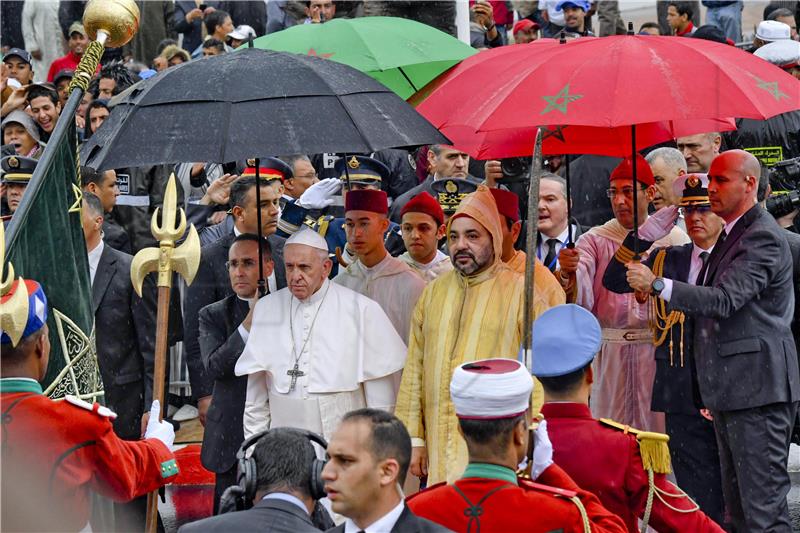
[530,304,601,378]
[1,155,37,184]
[673,173,710,208]
[431,178,478,215]
[241,156,293,182]
[335,155,390,186]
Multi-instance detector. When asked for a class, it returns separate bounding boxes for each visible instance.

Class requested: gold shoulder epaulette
[599,418,671,474]
[316,216,332,238]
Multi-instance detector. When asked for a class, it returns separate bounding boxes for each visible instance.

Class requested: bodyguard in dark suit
[83,193,157,439]
[626,151,800,532]
[603,174,724,524]
[199,234,274,514]
[183,175,286,426]
[322,409,453,533]
[178,429,328,533]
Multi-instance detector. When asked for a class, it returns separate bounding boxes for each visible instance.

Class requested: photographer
[179,428,332,532]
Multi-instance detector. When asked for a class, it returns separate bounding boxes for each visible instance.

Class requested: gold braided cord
[641,469,655,532]
[654,481,701,513]
[649,250,686,367]
[568,495,591,533]
[68,40,105,94]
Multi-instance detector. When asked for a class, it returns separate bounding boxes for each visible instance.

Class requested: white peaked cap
[286,228,328,252]
[450,358,533,419]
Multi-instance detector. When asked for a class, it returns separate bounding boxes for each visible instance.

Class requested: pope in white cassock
[235,229,408,440]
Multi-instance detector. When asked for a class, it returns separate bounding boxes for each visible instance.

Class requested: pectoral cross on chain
[287,363,305,392]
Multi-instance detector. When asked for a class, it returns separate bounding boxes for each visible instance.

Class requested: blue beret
[530,304,601,377]
[556,0,591,11]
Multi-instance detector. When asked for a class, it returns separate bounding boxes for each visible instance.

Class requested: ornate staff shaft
[131,175,200,532]
[522,129,544,372]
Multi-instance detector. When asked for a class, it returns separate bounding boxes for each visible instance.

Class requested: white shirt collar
[343,501,404,533]
[723,213,745,236]
[260,492,308,514]
[691,242,714,259]
[87,239,104,285]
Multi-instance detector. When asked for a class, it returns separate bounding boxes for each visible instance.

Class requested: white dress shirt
[261,492,308,514]
[343,501,404,533]
[87,239,104,286]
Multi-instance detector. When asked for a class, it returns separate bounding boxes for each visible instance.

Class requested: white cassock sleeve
[243,371,271,439]
[364,371,402,413]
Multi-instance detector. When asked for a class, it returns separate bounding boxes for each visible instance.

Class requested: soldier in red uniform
[532,304,724,532]
[0,278,179,532]
[407,358,626,533]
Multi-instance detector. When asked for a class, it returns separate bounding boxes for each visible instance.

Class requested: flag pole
[6,0,140,247]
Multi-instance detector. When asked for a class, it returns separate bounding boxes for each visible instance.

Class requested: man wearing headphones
[178,428,332,532]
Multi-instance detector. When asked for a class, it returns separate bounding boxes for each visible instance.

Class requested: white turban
[450,359,533,419]
[285,228,328,252]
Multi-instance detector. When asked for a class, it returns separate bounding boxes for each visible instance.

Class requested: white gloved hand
[638,205,679,241]
[296,178,342,209]
[144,400,175,450]
[531,419,554,480]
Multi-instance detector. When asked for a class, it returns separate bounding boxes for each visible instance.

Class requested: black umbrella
[81,47,449,170]
[82,47,448,295]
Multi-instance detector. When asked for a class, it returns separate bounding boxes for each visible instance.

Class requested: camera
[766,156,800,219]
[500,157,532,181]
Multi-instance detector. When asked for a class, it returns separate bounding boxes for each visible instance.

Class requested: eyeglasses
[680,205,712,216]
[225,258,258,270]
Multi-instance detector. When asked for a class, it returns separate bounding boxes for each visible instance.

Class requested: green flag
[6,119,101,401]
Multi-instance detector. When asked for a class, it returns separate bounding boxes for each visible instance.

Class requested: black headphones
[220,428,328,514]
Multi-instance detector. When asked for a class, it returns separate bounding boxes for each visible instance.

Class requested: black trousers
[213,466,238,515]
[713,401,798,532]
[665,412,725,525]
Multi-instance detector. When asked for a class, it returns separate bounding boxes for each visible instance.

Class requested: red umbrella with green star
[416,35,799,147]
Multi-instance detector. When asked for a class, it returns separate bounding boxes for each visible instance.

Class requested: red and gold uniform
[542,402,723,533]
[1,378,179,532]
[407,462,627,533]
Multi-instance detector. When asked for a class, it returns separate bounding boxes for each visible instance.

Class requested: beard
[451,248,492,276]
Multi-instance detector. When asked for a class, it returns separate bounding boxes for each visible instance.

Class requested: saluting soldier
[534,304,724,532]
[0,278,178,532]
[277,155,405,276]
[601,174,725,523]
[407,357,627,533]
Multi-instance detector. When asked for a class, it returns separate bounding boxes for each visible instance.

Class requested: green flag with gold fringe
[5,118,101,401]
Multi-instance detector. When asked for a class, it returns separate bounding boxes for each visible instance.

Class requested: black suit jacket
[183,231,286,399]
[785,229,800,355]
[326,505,454,533]
[102,219,132,255]
[93,245,157,439]
[178,498,318,533]
[603,237,699,414]
[199,294,249,473]
[669,205,800,411]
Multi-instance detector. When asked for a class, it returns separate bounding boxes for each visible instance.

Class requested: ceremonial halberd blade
[131,174,200,294]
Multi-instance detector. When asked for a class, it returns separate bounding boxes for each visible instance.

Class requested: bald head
[707,150,760,222]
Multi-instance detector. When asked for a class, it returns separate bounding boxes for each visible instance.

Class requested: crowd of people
[2,1,800,532]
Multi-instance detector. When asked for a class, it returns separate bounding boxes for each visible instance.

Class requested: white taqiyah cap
[450,358,533,420]
[756,20,791,42]
[286,228,328,252]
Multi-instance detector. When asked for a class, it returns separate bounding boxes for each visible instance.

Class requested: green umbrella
[252,16,477,100]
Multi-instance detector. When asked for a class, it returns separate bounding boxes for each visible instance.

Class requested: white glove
[638,205,679,241]
[297,178,341,209]
[144,400,175,450]
[531,419,554,480]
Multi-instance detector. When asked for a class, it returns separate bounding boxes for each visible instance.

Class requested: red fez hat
[489,188,520,223]
[611,154,654,186]
[345,189,388,215]
[401,191,444,226]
